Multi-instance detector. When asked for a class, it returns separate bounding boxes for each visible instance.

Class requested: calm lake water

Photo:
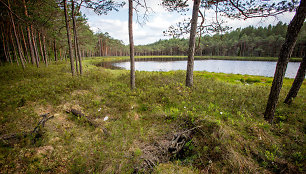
[108,59,301,78]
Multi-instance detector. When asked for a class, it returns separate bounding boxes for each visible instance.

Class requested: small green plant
[264,150,275,162]
[134,148,142,157]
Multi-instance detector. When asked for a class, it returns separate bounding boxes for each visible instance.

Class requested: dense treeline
[135,22,305,58]
[0,0,125,66]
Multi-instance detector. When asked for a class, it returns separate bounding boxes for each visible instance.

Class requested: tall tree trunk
[185,0,200,87]
[77,40,82,74]
[54,38,57,61]
[284,55,306,104]
[128,0,135,89]
[27,26,36,65]
[64,0,75,76]
[42,33,48,66]
[4,30,13,64]
[31,27,39,67]
[60,49,62,60]
[72,0,81,74]
[9,29,19,65]
[38,32,45,65]
[1,29,9,63]
[264,0,306,123]
[8,4,25,69]
[20,26,29,63]
[22,0,36,65]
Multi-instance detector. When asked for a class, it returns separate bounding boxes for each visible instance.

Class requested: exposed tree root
[134,126,201,173]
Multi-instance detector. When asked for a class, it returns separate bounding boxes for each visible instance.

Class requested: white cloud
[226,12,295,30]
[82,1,296,45]
[87,18,129,43]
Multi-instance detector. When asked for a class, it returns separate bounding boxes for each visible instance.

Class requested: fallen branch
[66,109,99,127]
[0,113,54,144]
[32,113,54,134]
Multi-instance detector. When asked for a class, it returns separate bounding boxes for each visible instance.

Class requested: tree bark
[72,1,79,75]
[20,26,29,63]
[42,33,48,66]
[185,0,200,87]
[9,29,19,65]
[28,26,36,65]
[129,0,135,89]
[31,27,40,67]
[64,0,75,76]
[264,0,306,123]
[38,32,45,65]
[54,38,57,61]
[72,0,82,75]
[4,29,13,64]
[284,55,306,104]
[22,0,36,66]
[1,29,9,63]
[8,2,25,69]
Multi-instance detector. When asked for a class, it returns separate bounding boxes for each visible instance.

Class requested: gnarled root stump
[134,127,198,173]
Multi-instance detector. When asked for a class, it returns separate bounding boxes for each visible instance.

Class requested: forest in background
[136,22,305,57]
[0,0,127,67]
[0,0,305,68]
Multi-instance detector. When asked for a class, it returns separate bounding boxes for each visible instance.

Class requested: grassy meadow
[0,56,305,173]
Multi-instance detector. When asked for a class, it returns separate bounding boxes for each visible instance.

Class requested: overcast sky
[80,0,295,46]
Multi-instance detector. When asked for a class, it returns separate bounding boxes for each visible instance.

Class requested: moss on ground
[0,57,305,173]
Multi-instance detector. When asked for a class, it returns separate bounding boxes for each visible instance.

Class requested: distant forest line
[134,22,305,58]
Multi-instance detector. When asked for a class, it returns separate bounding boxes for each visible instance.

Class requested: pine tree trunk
[23,0,36,65]
[27,26,36,65]
[186,0,200,87]
[64,0,75,76]
[38,32,45,65]
[8,5,25,69]
[284,55,306,104]
[264,0,306,123]
[128,0,135,89]
[42,33,48,66]
[4,30,13,64]
[72,0,82,74]
[54,39,57,61]
[9,29,19,65]
[77,40,82,74]
[1,30,9,63]
[31,27,40,67]
[20,26,29,63]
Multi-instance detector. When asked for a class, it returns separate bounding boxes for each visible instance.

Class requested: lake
[100,58,301,78]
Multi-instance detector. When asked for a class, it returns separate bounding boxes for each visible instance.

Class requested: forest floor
[0,56,305,173]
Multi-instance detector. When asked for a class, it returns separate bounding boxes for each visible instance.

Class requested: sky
[80,0,295,46]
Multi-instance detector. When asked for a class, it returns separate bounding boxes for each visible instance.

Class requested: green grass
[0,57,305,173]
